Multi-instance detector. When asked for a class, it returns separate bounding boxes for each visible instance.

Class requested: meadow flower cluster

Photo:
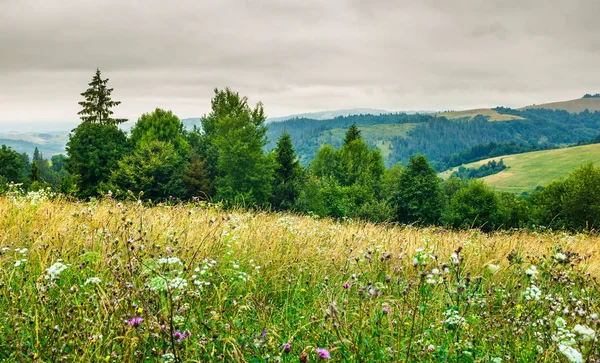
[1,197,600,362]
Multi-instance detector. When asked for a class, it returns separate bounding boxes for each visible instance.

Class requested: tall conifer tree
[77,69,127,125]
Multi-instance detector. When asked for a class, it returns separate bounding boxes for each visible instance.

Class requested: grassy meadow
[440,143,600,193]
[1,192,600,362]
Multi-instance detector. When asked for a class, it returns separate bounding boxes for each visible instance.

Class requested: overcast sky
[1,0,599,130]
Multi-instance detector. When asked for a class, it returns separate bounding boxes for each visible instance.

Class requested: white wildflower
[558,344,583,363]
[555,252,567,262]
[161,353,176,363]
[157,257,182,265]
[45,262,68,280]
[168,277,188,291]
[525,265,539,278]
[524,284,542,301]
[84,277,102,285]
[573,324,595,341]
[450,253,459,265]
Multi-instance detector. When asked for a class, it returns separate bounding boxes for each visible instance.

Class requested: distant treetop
[582,93,600,99]
[77,69,127,125]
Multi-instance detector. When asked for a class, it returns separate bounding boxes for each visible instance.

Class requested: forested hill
[266,108,600,168]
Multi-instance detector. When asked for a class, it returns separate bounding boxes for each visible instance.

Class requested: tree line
[2,70,600,232]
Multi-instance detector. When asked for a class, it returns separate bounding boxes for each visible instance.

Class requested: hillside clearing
[521,97,600,113]
[433,108,524,121]
[440,143,600,193]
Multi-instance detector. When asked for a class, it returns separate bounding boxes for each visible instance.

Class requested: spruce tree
[29,160,41,184]
[271,133,302,209]
[77,69,127,125]
[344,123,362,145]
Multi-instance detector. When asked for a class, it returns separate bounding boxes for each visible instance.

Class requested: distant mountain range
[267,108,393,122]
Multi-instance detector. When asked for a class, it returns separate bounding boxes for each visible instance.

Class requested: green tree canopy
[66,122,128,198]
[77,69,127,125]
[391,154,444,225]
[202,88,273,205]
[129,108,190,158]
[0,145,25,185]
[444,180,498,230]
[109,141,186,201]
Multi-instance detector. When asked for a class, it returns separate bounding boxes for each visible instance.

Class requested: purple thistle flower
[173,330,191,343]
[259,327,267,339]
[283,343,292,354]
[125,317,143,328]
[316,348,331,359]
[342,283,351,289]
[383,307,391,314]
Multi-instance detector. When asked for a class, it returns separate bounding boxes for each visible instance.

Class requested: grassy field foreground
[1,195,600,362]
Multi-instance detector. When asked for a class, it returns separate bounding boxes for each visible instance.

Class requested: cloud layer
[1,0,599,126]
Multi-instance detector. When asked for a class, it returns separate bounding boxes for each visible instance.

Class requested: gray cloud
[1,0,599,127]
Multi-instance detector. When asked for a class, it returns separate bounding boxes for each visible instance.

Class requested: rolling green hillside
[440,143,600,193]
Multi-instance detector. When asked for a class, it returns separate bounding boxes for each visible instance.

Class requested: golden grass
[2,198,598,278]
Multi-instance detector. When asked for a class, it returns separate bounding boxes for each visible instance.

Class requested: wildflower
[524,284,542,301]
[555,252,567,262]
[157,257,182,265]
[14,259,26,267]
[342,283,350,289]
[450,253,459,265]
[369,288,381,297]
[259,328,267,339]
[283,343,292,353]
[84,277,102,285]
[525,265,538,278]
[316,348,331,359]
[45,262,68,280]
[161,353,176,362]
[169,277,188,290]
[173,330,191,343]
[555,317,567,329]
[126,317,143,328]
[427,344,435,352]
[573,324,595,341]
[148,276,168,291]
[558,344,583,363]
[443,309,466,328]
